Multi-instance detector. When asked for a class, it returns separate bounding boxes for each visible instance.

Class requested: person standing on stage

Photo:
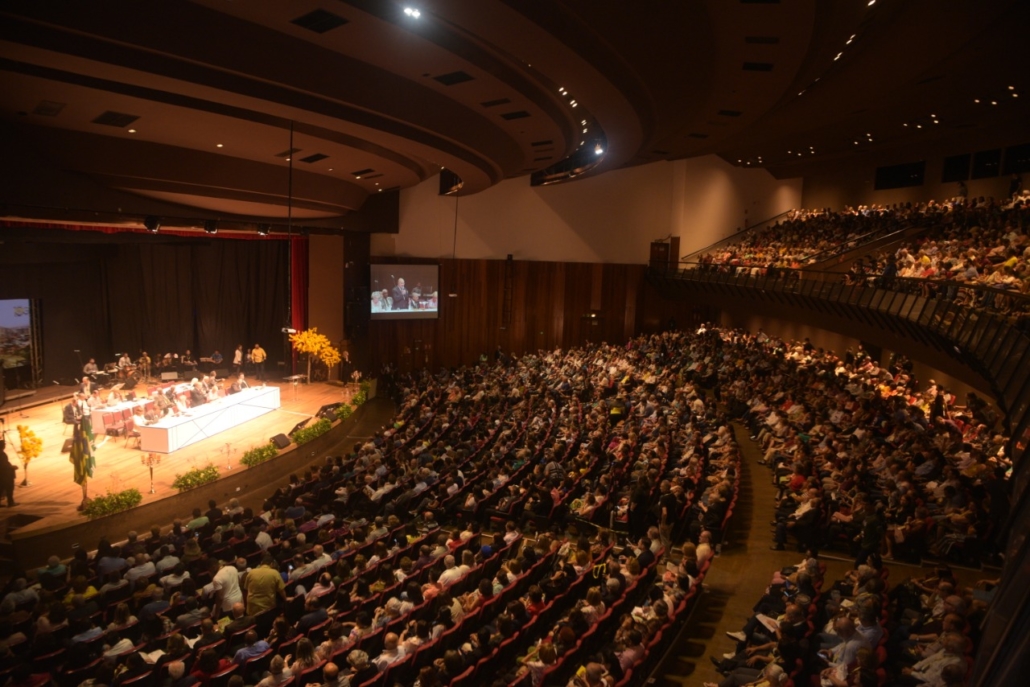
[69,392,96,509]
[139,352,152,381]
[0,422,16,507]
[251,344,267,381]
[233,345,244,375]
[79,376,95,396]
[391,277,410,310]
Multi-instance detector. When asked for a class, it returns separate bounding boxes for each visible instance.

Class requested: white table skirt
[138,386,281,453]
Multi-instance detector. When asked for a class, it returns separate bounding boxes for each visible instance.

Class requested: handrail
[679,209,792,262]
[664,262,1030,314]
[800,219,919,264]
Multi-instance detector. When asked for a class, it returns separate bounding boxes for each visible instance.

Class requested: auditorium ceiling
[0,0,1026,230]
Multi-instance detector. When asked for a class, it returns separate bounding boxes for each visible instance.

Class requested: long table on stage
[138,386,281,453]
[91,399,154,433]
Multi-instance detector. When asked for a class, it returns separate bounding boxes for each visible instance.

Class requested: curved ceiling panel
[0,0,1024,229]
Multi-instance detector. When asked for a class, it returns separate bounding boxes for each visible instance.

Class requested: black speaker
[288,418,311,436]
[317,402,343,420]
[271,433,291,449]
[213,369,229,377]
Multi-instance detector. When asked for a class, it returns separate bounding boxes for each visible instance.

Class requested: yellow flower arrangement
[289,327,342,380]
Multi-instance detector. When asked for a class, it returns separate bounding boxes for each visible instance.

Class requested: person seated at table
[107,389,124,406]
[88,390,104,409]
[210,350,223,366]
[190,380,207,407]
[230,374,249,395]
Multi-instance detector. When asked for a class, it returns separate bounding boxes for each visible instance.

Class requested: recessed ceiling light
[378,189,383,192]
[854,141,859,145]
[127,128,137,133]
[834,52,843,61]
[991,101,998,105]
[216,144,223,148]
[328,168,333,171]
[583,128,587,133]
[916,124,922,128]
[403,7,421,19]
[868,0,876,6]
[1009,86,1016,90]
[1014,93,1020,98]
[356,176,361,179]
[974,99,980,103]
[903,123,908,127]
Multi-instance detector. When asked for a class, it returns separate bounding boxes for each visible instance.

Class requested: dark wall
[368,257,646,371]
[0,227,288,384]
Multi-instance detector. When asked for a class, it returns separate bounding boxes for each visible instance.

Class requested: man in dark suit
[79,376,95,397]
[391,277,409,310]
[635,537,656,569]
[222,602,255,640]
[295,596,328,635]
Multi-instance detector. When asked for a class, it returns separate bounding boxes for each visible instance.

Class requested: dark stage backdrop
[0,227,288,385]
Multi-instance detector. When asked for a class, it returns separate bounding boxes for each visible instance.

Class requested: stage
[0,379,356,539]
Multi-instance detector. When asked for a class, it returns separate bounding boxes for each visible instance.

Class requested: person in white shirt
[123,555,156,584]
[372,633,406,671]
[206,560,243,612]
[436,555,464,587]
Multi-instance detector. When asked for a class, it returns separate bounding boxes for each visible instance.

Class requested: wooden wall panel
[368,258,647,371]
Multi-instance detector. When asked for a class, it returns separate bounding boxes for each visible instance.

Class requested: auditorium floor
[650,423,854,686]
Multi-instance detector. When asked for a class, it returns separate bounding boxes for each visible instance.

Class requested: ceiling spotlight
[216,143,223,148]
[854,141,859,145]
[974,98,980,103]
[583,128,588,133]
[594,144,604,156]
[991,100,998,105]
[903,123,909,127]
[127,128,136,133]
[867,0,876,5]
[403,7,421,18]
[916,124,922,128]
[257,224,270,236]
[144,216,160,233]
[204,220,218,235]
[834,52,843,61]
[1013,93,1019,98]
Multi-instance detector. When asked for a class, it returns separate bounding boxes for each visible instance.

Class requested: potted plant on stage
[15,424,41,487]
[289,328,342,382]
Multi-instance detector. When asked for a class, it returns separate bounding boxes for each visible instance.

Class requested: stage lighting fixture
[404,7,421,18]
[257,224,270,236]
[144,216,161,233]
[594,144,604,156]
[204,220,218,235]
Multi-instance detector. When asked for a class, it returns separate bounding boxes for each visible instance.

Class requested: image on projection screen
[0,299,32,369]
[370,264,439,320]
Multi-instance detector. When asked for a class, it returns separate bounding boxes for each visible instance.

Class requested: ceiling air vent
[33,100,65,117]
[501,111,530,120]
[275,148,301,158]
[351,168,374,177]
[533,156,552,162]
[743,62,774,72]
[481,98,511,108]
[299,153,329,164]
[363,173,384,179]
[531,140,553,147]
[718,109,743,117]
[291,9,349,33]
[92,111,140,127]
[433,71,474,86]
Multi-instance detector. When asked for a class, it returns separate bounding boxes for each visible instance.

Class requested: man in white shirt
[124,554,156,584]
[436,555,464,587]
[372,633,406,672]
[206,560,243,612]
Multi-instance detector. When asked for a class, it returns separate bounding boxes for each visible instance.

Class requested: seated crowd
[695,205,918,271]
[844,194,1030,315]
[695,326,1007,687]
[0,330,755,687]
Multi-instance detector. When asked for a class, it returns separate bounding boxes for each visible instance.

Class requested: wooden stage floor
[0,380,353,535]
